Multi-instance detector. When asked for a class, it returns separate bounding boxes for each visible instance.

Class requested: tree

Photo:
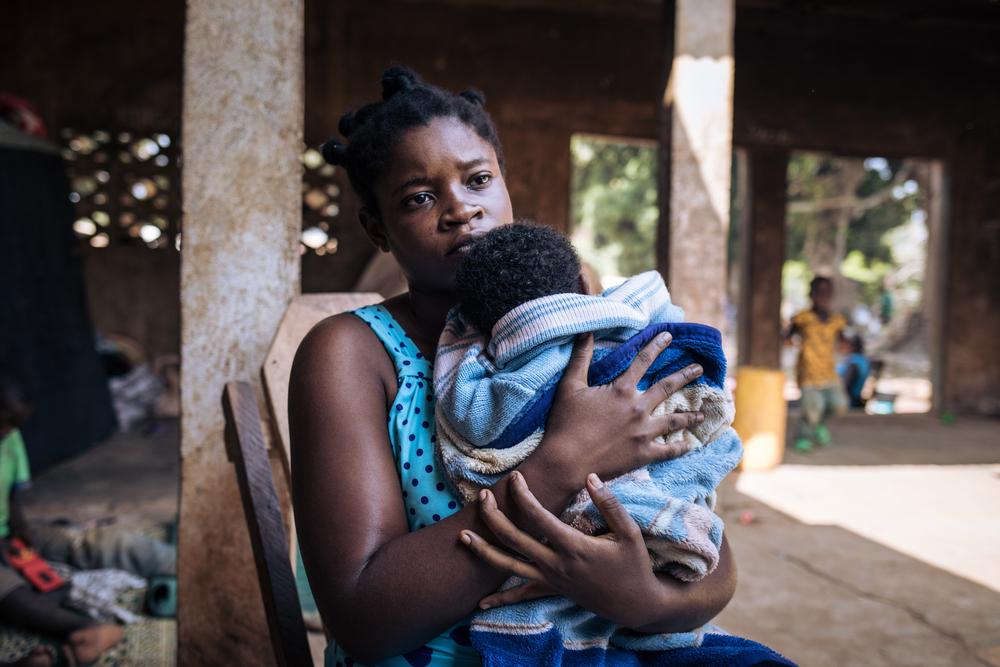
[784,152,923,311]
[570,136,658,279]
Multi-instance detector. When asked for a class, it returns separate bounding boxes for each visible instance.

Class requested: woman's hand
[460,472,736,632]
[461,471,667,629]
[531,332,705,495]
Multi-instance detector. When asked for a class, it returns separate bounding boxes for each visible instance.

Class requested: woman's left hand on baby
[459,470,661,628]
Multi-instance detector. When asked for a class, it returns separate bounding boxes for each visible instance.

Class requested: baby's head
[456,223,582,336]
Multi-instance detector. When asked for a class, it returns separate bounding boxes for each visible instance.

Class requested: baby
[433,223,743,655]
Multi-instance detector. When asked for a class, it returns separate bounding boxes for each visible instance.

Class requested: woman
[289,67,737,667]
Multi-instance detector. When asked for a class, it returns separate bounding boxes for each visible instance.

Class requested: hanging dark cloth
[0,121,116,470]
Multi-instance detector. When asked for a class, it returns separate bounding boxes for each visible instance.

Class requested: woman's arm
[291,320,701,663]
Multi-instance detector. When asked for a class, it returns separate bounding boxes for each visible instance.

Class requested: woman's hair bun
[321,139,347,166]
[380,65,422,100]
[459,89,486,107]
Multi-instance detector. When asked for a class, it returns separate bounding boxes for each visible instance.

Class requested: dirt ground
[717,411,1000,667]
[20,412,1000,666]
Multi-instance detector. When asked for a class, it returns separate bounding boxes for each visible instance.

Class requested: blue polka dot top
[325,304,479,667]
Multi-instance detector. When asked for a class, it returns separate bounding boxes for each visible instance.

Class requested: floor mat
[0,569,175,666]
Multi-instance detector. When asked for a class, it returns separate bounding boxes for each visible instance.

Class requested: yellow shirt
[791,309,846,387]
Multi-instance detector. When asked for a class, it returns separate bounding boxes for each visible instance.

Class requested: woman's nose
[439,187,484,228]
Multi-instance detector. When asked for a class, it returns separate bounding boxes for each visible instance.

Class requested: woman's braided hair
[321,65,504,215]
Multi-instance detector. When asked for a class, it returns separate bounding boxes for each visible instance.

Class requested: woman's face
[362,117,513,295]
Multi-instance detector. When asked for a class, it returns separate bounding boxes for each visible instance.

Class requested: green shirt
[0,428,31,538]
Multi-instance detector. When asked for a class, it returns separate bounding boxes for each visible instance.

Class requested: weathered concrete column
[738,148,788,368]
[660,0,735,332]
[180,1,303,664]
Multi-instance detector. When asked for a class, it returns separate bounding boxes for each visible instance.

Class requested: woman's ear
[359,207,390,253]
[578,270,592,295]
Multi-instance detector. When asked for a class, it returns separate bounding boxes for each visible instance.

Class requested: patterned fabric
[0,561,176,666]
[474,631,797,667]
[791,310,846,387]
[323,305,479,667]
[433,274,743,662]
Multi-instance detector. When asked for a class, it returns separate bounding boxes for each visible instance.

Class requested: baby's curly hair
[456,223,582,336]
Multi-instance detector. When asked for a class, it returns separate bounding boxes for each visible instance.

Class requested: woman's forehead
[387,117,496,176]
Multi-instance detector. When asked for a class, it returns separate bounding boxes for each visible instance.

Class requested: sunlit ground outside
[717,413,1000,667]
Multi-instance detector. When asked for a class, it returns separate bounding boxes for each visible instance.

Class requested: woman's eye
[405,192,433,208]
[470,173,492,188]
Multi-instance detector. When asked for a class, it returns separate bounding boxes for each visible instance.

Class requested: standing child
[786,277,848,452]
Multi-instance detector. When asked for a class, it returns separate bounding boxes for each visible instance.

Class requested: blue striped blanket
[433,272,746,664]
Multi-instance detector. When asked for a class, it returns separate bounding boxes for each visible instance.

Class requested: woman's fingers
[564,333,595,387]
[642,364,703,411]
[479,580,558,610]
[477,488,557,566]
[507,472,581,551]
[585,474,641,540]
[618,332,673,388]
[459,529,545,581]
[651,410,704,439]
[644,437,693,464]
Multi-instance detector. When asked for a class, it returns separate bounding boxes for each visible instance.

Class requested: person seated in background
[0,370,176,666]
[0,371,124,665]
[838,334,871,410]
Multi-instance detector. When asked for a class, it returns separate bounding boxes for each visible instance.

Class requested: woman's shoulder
[292,310,394,387]
[300,310,378,351]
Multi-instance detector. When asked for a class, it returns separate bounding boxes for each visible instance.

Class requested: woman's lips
[448,235,483,255]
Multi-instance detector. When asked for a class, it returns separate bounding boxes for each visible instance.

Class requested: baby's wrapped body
[435,270,741,582]
[433,234,743,661]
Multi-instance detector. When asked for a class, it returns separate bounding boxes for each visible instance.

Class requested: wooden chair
[222,293,381,666]
[224,380,312,667]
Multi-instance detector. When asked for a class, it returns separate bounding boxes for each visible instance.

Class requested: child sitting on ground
[0,370,125,666]
[433,223,744,658]
[786,276,848,451]
[838,334,871,409]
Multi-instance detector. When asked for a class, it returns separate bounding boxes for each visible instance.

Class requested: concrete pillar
[923,161,949,413]
[738,148,789,369]
[660,0,735,332]
[179,1,303,664]
[940,137,1000,415]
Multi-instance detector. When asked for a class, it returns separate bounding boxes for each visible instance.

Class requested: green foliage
[784,152,923,308]
[840,250,892,303]
[570,136,657,278]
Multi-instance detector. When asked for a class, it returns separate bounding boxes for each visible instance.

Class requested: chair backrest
[261,293,382,481]
[223,293,383,665]
[223,380,313,667]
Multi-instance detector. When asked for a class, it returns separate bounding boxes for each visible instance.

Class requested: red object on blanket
[6,538,66,593]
